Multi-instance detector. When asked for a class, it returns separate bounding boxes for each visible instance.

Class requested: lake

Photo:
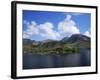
[23,49,90,69]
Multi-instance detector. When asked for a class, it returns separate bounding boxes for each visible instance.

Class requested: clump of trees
[23,44,80,55]
[23,40,90,55]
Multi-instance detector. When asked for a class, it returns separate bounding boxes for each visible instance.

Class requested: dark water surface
[23,49,90,69]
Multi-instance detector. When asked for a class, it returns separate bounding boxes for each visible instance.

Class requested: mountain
[23,39,41,46]
[23,34,90,46]
[61,34,90,48]
[23,34,91,54]
[40,39,57,44]
[61,37,69,42]
[23,39,34,45]
[62,34,90,43]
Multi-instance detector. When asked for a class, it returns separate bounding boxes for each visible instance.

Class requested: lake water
[23,49,90,69]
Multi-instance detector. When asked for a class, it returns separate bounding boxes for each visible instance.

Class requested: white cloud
[39,22,60,40]
[84,31,91,37]
[58,14,80,37]
[23,21,39,38]
[23,20,30,26]
[65,14,72,21]
[23,21,61,40]
[23,33,29,38]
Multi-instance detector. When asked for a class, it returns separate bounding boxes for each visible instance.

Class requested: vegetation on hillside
[23,34,91,55]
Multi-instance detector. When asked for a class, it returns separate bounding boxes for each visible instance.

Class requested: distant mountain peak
[67,34,90,43]
[41,39,58,43]
[61,34,90,43]
[61,37,69,42]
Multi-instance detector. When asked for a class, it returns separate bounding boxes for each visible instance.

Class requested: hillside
[23,34,90,55]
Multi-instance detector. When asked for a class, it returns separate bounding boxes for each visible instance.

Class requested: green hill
[23,34,90,55]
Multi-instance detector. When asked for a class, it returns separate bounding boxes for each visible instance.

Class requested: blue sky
[23,10,91,41]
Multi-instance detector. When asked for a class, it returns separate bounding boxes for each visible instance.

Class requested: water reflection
[23,49,90,69]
